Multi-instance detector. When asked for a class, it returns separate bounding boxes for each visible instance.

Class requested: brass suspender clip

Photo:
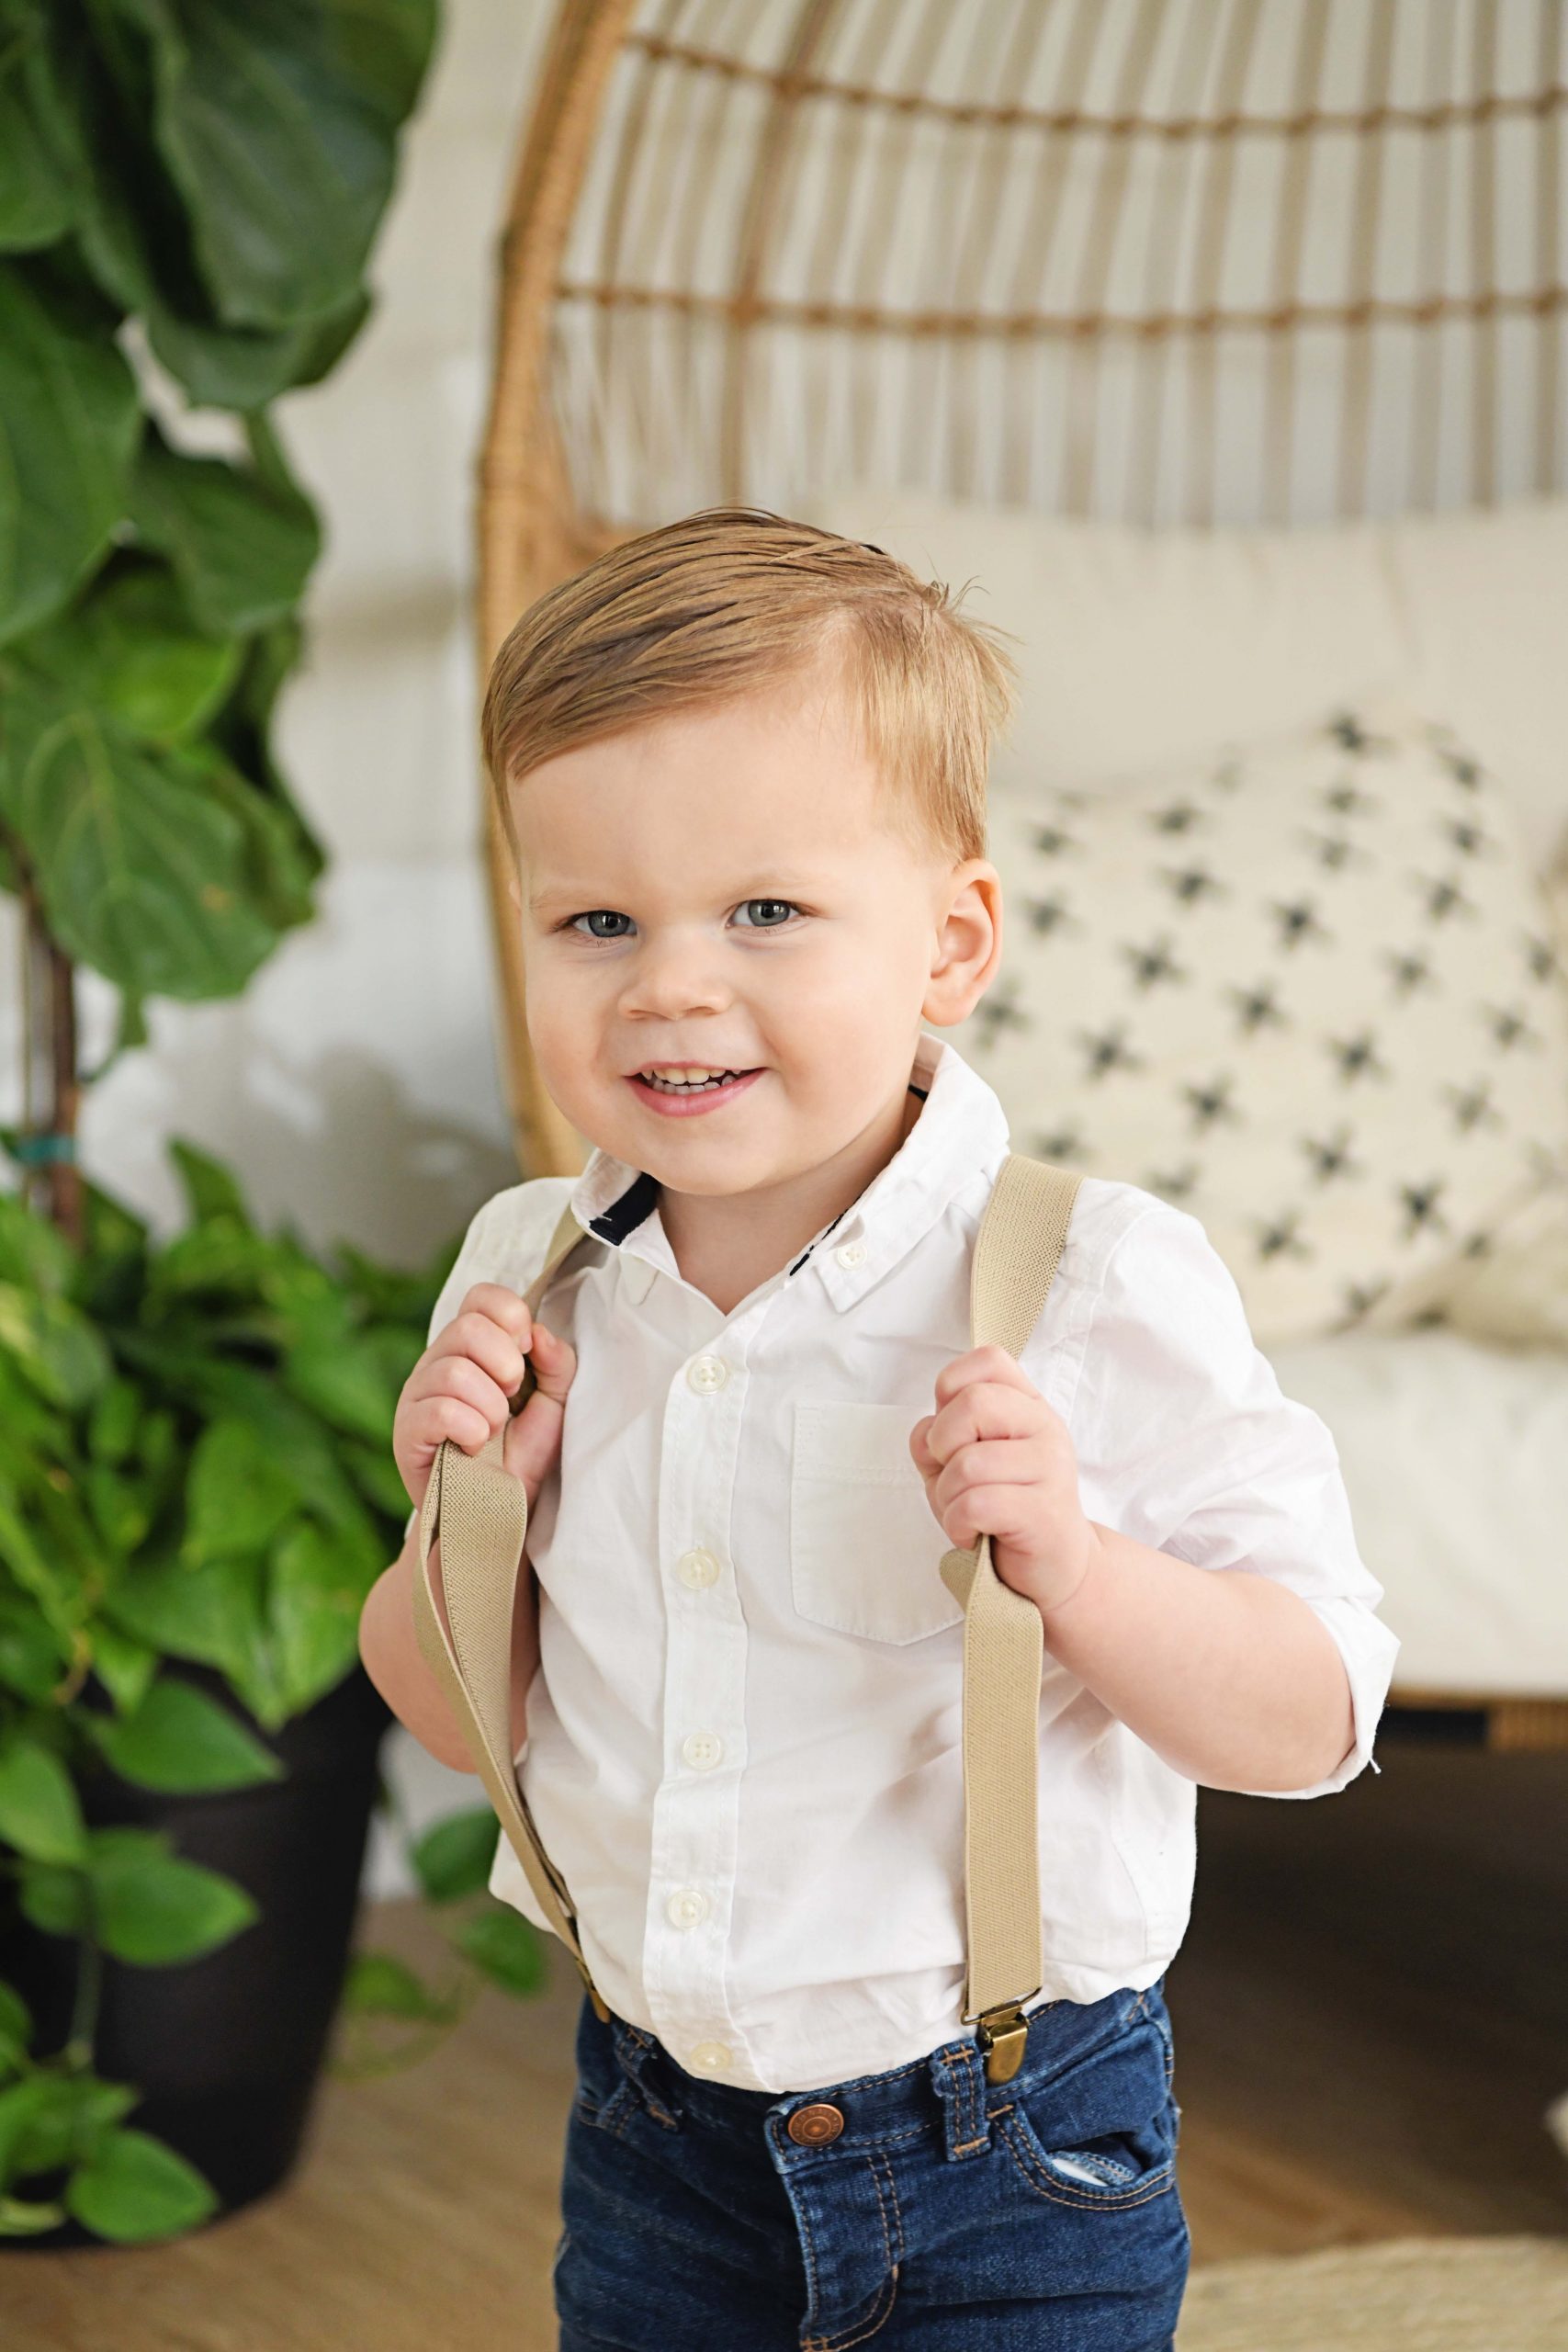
[974,2000,1030,2085]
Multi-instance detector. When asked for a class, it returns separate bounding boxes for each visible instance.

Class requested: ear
[922,860,1003,1028]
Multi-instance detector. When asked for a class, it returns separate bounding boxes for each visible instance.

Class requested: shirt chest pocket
[789,1399,963,1645]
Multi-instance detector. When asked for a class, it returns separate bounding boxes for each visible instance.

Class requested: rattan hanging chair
[472,1,1568,1752]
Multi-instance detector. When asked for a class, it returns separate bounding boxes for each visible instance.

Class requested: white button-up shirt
[415,1032,1400,2093]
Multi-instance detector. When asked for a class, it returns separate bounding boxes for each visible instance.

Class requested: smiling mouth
[634,1068,758,1094]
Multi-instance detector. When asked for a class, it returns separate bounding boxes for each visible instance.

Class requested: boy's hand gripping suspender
[412,1154,1082,2085]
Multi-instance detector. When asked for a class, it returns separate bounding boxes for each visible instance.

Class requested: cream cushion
[942,698,1568,1348]
[1265,1328,1568,1695]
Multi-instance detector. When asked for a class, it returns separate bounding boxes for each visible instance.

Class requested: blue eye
[567,911,633,939]
[732,899,799,929]
[561,900,802,939]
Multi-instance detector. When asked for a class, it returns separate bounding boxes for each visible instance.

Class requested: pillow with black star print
[952,700,1568,1348]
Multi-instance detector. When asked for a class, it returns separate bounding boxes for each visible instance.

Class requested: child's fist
[394,1283,576,1520]
[909,1344,1100,1615]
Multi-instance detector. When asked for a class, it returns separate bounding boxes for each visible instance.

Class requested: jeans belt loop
[930,2037,992,2162]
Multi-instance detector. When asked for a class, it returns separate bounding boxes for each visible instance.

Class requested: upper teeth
[641,1066,738,1083]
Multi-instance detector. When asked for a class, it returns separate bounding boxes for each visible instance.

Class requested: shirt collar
[568,1032,1012,1312]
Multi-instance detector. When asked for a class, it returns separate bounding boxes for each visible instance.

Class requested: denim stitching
[998,2111,1176,2211]
[803,2160,902,2351]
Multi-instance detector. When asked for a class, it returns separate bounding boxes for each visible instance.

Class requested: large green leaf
[166,1136,254,1230]
[65,34,374,412]
[267,1517,379,1717]
[183,1416,301,1566]
[22,562,242,745]
[340,1949,458,2024]
[0,2070,137,2182]
[0,259,140,644]
[86,1825,259,1963]
[64,2125,217,2243]
[0,669,284,999]
[0,1280,110,1409]
[453,1905,546,1999]
[130,431,319,638]
[0,0,84,252]
[91,1673,283,1792]
[121,0,437,331]
[411,1807,500,1905]
[0,1736,87,1864]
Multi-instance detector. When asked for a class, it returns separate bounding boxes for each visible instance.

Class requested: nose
[616,929,732,1023]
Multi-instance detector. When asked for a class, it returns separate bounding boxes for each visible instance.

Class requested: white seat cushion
[1265,1329,1568,1698]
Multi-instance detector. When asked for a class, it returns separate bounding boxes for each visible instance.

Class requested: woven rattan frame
[473,0,1568,1747]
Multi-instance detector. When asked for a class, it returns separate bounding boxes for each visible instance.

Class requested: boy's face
[504,658,1001,1205]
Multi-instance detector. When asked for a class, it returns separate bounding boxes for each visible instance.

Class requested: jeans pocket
[998,2007,1179,2211]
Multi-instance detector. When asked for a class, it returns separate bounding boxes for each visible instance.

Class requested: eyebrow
[528,876,832,914]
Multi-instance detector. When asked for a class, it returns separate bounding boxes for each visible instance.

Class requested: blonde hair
[479,506,1019,869]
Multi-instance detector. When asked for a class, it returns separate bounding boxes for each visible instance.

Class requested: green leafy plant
[0,1137,548,2237]
[0,0,549,2248]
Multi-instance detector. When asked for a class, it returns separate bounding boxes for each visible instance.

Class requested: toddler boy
[360,509,1400,2350]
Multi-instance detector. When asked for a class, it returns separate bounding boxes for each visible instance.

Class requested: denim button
[787,2102,844,2146]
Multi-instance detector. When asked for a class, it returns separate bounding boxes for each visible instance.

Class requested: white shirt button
[688,2040,733,2075]
[666,1887,711,1930]
[835,1240,866,1267]
[675,1546,722,1590]
[681,1730,723,1771]
[686,1352,729,1393]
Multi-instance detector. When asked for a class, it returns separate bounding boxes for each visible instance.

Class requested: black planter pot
[1,1658,394,2247]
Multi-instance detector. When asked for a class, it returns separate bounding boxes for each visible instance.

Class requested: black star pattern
[1145,1159,1202,1203]
[1269,895,1333,950]
[1396,1178,1450,1241]
[1482,1001,1542,1052]
[1250,1207,1315,1263]
[1021,892,1076,938]
[1225,978,1291,1036]
[1029,820,1078,858]
[1442,1079,1502,1136]
[1322,776,1382,820]
[1328,712,1393,756]
[1382,945,1439,1000]
[1077,1022,1145,1080]
[1120,933,1190,990]
[1438,816,1493,859]
[1149,799,1206,835]
[1300,828,1364,873]
[1159,863,1228,909]
[970,979,1031,1050]
[1522,931,1560,983]
[1177,1073,1244,1132]
[1338,1277,1392,1326]
[1326,1029,1392,1084]
[1031,1122,1092,1163]
[1436,746,1484,789]
[1413,870,1480,924]
[1301,1124,1363,1184]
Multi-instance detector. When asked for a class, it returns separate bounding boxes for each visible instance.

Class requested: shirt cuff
[1234,1591,1402,1800]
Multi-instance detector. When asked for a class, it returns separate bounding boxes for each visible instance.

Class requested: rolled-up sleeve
[1076,1198,1402,1799]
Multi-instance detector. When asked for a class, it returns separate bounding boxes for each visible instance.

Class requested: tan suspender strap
[939,1153,1083,2082]
[409,1198,611,2020]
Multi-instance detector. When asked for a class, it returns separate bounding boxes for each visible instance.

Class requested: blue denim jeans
[556,1977,1190,2349]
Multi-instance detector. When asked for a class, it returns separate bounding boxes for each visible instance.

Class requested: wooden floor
[6,1736,1565,2348]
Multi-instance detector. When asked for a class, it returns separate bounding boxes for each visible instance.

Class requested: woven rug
[1177,2234,1568,2350]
